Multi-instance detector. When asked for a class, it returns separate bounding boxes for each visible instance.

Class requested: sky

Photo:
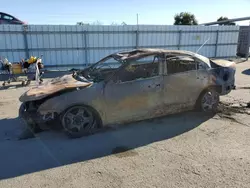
[1,0,250,25]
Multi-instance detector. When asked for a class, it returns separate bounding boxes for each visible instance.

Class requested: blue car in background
[0,12,25,25]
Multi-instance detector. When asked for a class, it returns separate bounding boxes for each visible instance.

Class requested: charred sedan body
[19,49,236,138]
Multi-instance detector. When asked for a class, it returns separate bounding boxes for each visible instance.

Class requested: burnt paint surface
[103,76,164,125]
[38,66,235,126]
[208,65,236,95]
[38,82,107,121]
[161,69,208,114]
[25,50,236,127]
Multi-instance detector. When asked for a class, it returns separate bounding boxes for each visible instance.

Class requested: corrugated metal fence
[0,25,239,69]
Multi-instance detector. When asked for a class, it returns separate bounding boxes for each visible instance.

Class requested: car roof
[0,12,21,21]
[110,48,210,65]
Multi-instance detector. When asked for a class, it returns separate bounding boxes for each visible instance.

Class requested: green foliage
[217,17,236,25]
[174,12,198,25]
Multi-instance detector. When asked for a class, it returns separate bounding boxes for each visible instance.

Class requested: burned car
[19,49,236,138]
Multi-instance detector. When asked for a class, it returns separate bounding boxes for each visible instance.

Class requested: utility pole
[136,14,139,29]
[136,14,139,49]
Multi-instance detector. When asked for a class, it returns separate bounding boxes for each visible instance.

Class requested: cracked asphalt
[0,61,250,188]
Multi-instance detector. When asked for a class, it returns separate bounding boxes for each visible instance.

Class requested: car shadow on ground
[0,111,213,180]
[242,69,250,75]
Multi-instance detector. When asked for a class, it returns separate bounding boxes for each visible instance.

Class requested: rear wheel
[196,88,220,112]
[61,105,100,138]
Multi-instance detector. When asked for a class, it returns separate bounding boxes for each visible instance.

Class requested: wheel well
[207,85,222,94]
[61,103,103,128]
[195,85,221,109]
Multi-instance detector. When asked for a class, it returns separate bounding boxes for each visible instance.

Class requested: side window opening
[3,15,14,20]
[196,59,209,70]
[114,55,160,83]
[166,55,197,74]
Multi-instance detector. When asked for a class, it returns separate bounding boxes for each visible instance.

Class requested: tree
[111,22,119,25]
[111,21,127,26]
[76,20,103,25]
[217,17,236,25]
[76,22,84,25]
[91,20,103,25]
[76,22,89,26]
[121,22,127,25]
[174,12,198,25]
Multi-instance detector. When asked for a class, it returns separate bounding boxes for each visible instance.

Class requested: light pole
[137,14,139,29]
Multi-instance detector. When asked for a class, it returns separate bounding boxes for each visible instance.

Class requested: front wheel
[196,88,220,112]
[61,105,100,138]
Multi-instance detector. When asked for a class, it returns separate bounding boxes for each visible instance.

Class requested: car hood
[19,74,92,102]
[212,59,236,68]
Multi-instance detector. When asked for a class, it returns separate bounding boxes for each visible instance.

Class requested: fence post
[23,25,29,59]
[246,25,250,61]
[214,30,219,58]
[135,30,139,49]
[178,30,182,50]
[84,30,88,66]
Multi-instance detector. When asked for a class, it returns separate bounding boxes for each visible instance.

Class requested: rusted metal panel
[19,74,92,102]
[103,76,164,125]
[36,82,107,122]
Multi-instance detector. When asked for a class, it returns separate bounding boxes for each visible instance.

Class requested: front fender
[37,87,106,122]
[38,94,69,115]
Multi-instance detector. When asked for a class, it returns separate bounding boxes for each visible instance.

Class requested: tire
[61,105,102,138]
[195,88,220,113]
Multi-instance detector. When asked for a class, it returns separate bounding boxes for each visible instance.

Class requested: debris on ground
[214,102,250,126]
[217,101,250,115]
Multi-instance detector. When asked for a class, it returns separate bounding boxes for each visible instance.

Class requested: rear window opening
[210,60,221,68]
[166,55,196,74]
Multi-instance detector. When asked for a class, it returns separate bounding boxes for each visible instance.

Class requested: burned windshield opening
[79,56,124,83]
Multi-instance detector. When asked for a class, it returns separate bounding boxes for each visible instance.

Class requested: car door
[162,55,203,113]
[103,55,164,125]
